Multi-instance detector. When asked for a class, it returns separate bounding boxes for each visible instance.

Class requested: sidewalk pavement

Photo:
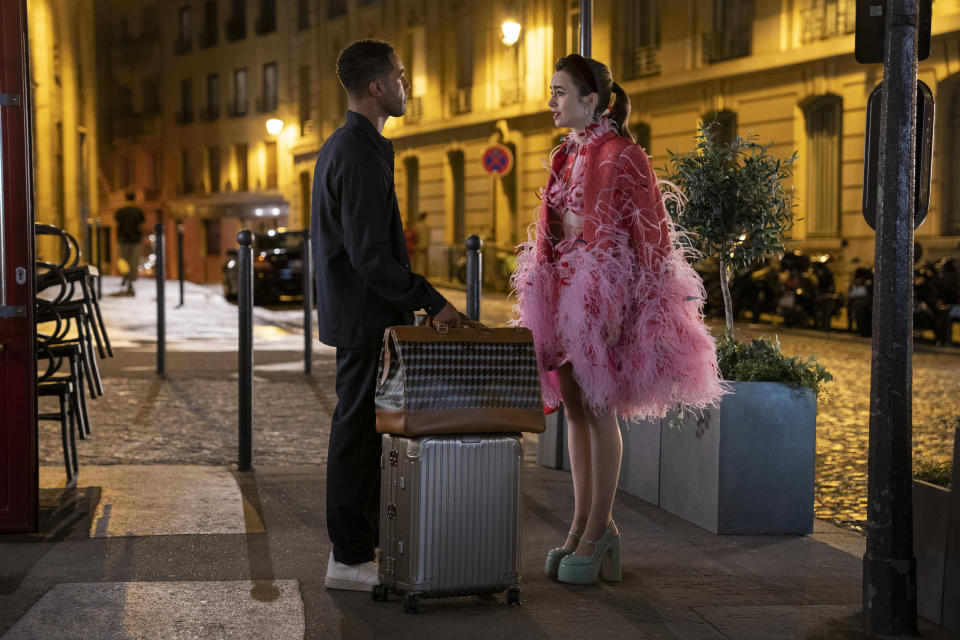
[2,277,956,639]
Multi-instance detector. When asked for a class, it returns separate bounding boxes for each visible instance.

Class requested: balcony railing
[627,44,661,79]
[226,17,246,42]
[701,27,752,64]
[199,105,220,122]
[500,83,523,107]
[801,2,855,43]
[255,15,276,35]
[110,37,160,69]
[227,101,248,117]
[256,94,277,114]
[174,109,194,125]
[173,36,192,55]
[111,114,161,141]
[404,96,423,123]
[450,87,471,115]
[199,27,218,48]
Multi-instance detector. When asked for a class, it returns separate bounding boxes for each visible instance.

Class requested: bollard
[154,223,165,376]
[176,223,185,307]
[302,232,313,375]
[466,235,482,322]
[237,229,254,471]
[95,219,102,299]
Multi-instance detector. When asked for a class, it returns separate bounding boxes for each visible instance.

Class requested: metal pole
[466,235,482,321]
[302,232,313,375]
[863,0,919,634]
[85,218,93,265]
[95,219,102,299]
[155,223,165,377]
[579,0,592,57]
[237,229,254,471]
[176,223,185,307]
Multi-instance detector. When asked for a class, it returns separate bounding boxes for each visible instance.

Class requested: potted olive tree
[634,124,832,534]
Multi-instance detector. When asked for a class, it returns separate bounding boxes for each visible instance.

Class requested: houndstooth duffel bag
[375,320,545,436]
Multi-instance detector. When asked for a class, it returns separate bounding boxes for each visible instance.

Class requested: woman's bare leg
[557,363,591,549]
[575,408,621,555]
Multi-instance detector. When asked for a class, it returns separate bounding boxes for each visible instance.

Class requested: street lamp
[501,20,521,46]
[265,118,284,136]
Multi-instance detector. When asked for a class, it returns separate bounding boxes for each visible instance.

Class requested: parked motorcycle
[847,260,874,337]
[776,252,819,328]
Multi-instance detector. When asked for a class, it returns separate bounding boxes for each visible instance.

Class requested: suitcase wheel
[507,586,521,607]
[371,584,389,602]
[402,593,420,614]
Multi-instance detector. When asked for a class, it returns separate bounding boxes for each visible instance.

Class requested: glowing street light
[265,118,284,136]
[501,20,521,46]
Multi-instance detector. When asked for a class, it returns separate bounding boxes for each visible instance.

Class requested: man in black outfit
[312,40,461,591]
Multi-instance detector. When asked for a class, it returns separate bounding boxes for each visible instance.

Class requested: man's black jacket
[311,110,447,349]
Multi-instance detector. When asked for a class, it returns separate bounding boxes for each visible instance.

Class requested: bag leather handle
[429,313,492,336]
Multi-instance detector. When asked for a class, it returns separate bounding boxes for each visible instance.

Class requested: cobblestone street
[37,278,960,533]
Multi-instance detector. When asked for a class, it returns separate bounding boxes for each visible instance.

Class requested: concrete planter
[537,411,570,470]
[913,479,950,625]
[658,381,817,534]
[617,417,661,506]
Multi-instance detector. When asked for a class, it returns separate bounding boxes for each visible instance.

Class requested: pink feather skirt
[513,239,727,420]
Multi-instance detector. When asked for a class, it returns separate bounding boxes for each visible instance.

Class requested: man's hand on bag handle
[432,302,463,330]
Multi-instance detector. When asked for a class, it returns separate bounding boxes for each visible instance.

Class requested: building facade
[28,0,99,262]
[94,0,960,285]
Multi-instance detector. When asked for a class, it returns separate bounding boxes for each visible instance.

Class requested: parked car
[223,229,306,304]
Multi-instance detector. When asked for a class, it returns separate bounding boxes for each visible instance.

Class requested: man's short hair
[125,192,136,202]
[336,40,395,97]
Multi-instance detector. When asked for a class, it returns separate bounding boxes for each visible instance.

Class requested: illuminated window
[804,95,842,235]
[622,1,661,79]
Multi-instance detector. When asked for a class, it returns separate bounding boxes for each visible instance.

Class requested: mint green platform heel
[544,530,582,577]
[556,522,621,584]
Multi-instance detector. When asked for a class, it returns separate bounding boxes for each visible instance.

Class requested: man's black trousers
[327,346,381,565]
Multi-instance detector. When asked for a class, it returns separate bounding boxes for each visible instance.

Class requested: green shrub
[913,459,952,489]
[717,336,832,398]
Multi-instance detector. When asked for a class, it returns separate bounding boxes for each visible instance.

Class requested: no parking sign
[481,144,514,176]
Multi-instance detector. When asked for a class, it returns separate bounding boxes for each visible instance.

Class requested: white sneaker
[323,552,379,592]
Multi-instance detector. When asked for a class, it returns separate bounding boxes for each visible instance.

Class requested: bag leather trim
[376,408,546,435]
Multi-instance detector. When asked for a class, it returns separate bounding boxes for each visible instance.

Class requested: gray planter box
[618,417,661,506]
[537,410,570,470]
[658,381,817,534]
[913,478,950,625]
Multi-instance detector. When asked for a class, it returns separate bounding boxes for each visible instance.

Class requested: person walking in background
[114,192,145,295]
[512,54,726,585]
[311,39,462,592]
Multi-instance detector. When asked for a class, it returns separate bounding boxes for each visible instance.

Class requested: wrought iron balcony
[500,83,523,107]
[173,36,192,55]
[199,105,220,122]
[255,95,277,114]
[404,96,423,124]
[227,101,248,117]
[801,2,855,43]
[225,17,246,42]
[255,15,276,35]
[199,27,218,48]
[450,87,471,115]
[701,27,752,64]
[111,114,161,141]
[627,44,661,79]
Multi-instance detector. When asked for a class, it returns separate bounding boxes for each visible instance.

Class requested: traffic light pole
[863,0,919,634]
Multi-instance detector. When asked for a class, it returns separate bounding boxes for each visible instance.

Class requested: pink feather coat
[512,124,727,419]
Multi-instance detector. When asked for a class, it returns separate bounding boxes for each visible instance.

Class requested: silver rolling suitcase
[372,433,524,613]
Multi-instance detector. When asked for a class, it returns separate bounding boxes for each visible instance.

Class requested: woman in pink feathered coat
[512,54,726,585]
